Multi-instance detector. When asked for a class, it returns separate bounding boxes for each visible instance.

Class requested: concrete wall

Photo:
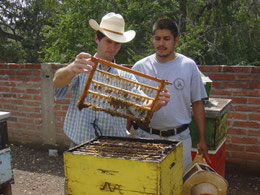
[0,63,259,169]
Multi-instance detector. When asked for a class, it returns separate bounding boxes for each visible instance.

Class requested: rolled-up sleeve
[191,66,207,102]
[55,75,79,99]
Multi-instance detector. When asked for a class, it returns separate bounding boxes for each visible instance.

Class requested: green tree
[0,0,60,63]
[178,0,260,65]
[42,0,182,64]
[1,0,259,65]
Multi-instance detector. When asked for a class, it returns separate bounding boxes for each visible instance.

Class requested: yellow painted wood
[64,141,183,195]
[160,142,183,195]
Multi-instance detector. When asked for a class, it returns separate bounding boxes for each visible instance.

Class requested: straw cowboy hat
[89,12,136,43]
[183,163,228,195]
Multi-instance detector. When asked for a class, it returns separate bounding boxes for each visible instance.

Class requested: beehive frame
[77,56,171,127]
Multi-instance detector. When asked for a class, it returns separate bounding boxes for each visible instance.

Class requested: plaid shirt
[55,63,145,144]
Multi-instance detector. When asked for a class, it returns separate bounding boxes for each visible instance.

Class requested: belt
[140,124,189,137]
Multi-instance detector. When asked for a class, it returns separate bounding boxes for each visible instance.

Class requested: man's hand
[197,140,211,163]
[53,52,94,88]
[155,88,170,111]
[192,100,211,163]
[69,52,94,75]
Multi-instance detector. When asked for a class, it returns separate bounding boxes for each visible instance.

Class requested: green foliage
[178,0,260,65]
[0,37,25,62]
[1,0,259,65]
[42,0,180,64]
[0,0,60,62]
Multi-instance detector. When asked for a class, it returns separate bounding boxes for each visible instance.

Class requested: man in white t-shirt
[132,18,209,171]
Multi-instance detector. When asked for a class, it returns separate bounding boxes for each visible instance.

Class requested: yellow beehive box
[64,136,183,195]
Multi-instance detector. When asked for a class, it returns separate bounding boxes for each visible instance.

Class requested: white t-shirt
[132,53,207,130]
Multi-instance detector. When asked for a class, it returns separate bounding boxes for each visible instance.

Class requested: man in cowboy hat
[53,12,170,147]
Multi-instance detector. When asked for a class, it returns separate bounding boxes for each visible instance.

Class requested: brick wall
[0,63,259,169]
[199,65,260,169]
[0,63,43,143]
[0,63,70,148]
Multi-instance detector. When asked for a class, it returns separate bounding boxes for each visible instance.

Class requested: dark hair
[96,31,106,40]
[152,18,179,39]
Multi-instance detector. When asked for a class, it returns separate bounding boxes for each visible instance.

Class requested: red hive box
[191,138,226,177]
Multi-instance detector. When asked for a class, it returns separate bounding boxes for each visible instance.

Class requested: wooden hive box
[190,98,231,150]
[0,111,11,150]
[64,136,183,195]
[0,148,13,185]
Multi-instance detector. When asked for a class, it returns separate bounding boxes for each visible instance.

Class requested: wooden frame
[77,56,172,127]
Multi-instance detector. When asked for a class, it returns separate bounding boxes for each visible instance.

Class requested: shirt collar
[94,53,115,72]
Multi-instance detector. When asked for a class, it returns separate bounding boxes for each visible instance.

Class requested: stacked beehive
[64,136,183,195]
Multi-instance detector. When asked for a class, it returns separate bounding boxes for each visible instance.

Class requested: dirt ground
[5,144,260,195]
